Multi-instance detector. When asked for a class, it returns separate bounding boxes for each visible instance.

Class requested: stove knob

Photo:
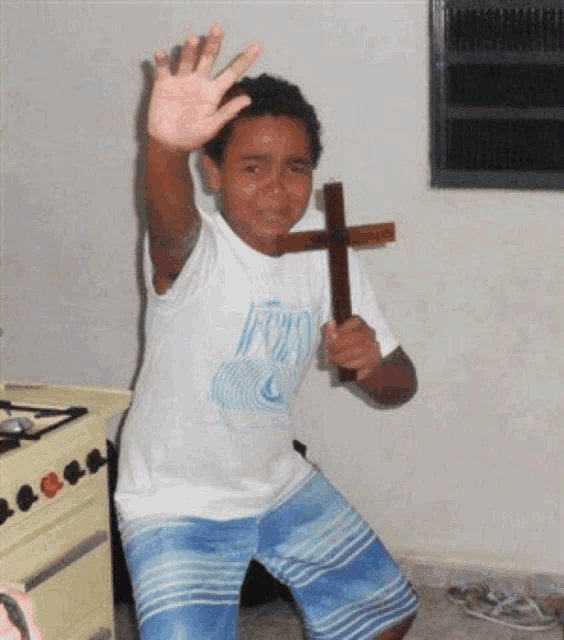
[0,498,15,525]
[16,485,39,512]
[40,471,64,499]
[63,460,86,486]
[86,448,108,474]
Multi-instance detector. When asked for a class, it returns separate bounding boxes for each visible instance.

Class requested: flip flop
[464,593,560,632]
[446,579,514,606]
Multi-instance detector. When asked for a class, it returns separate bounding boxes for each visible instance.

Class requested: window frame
[430,0,564,190]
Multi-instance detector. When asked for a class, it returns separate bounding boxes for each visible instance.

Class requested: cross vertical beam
[323,183,356,382]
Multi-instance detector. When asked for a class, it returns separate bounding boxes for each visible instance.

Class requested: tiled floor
[114,585,563,640]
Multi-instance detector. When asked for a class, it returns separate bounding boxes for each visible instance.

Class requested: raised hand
[148,25,262,152]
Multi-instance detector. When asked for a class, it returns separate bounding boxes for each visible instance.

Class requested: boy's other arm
[145,25,262,294]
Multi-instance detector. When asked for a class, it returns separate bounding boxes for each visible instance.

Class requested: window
[430,0,564,189]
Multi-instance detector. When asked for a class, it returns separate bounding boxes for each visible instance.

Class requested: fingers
[153,49,172,82]
[201,96,252,144]
[177,34,199,75]
[325,324,365,357]
[331,339,374,365]
[324,317,381,375]
[212,94,253,128]
[153,24,223,79]
[325,317,370,346]
[215,42,262,93]
[195,24,225,77]
[155,25,262,89]
[324,320,338,344]
[329,341,381,378]
[341,316,368,333]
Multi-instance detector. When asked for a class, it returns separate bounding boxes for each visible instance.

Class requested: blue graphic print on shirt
[210,300,320,412]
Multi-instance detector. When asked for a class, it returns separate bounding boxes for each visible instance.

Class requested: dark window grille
[430,0,564,189]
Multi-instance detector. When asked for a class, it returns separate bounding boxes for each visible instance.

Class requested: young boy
[115,25,419,640]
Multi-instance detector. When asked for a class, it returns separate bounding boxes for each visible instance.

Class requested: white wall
[2,2,563,578]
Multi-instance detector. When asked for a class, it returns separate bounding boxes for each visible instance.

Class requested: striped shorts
[117,470,419,640]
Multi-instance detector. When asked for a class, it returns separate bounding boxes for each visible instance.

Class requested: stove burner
[0,401,88,453]
[0,417,33,435]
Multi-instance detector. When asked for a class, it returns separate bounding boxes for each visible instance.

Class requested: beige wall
[2,1,562,577]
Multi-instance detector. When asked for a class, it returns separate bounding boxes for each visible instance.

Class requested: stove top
[0,401,88,454]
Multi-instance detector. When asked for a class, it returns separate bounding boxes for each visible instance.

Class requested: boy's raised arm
[145,25,262,294]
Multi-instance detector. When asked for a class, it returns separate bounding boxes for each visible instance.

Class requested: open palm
[148,25,262,152]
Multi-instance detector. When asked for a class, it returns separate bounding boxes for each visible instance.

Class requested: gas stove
[0,383,130,640]
[0,399,106,532]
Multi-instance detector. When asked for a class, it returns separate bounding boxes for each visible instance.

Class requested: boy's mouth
[260,207,292,220]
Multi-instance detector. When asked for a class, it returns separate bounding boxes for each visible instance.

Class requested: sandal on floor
[446,579,514,606]
[464,593,560,632]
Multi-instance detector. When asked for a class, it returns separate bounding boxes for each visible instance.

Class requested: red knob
[40,471,64,498]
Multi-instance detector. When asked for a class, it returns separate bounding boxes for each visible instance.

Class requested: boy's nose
[259,174,286,205]
[262,168,285,192]
[264,180,282,195]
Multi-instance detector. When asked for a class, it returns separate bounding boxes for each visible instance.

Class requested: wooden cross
[276,181,395,383]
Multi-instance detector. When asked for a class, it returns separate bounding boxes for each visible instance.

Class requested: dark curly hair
[203,73,322,169]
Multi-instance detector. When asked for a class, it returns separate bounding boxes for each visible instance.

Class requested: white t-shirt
[114,207,399,522]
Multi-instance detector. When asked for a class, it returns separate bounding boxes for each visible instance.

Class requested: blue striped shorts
[117,470,419,640]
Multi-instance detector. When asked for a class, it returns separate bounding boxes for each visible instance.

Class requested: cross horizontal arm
[276,223,395,255]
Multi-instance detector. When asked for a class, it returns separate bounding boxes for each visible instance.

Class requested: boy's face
[203,115,313,256]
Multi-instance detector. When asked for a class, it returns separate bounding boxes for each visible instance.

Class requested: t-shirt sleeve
[348,249,400,358]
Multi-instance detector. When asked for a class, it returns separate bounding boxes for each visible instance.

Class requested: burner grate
[0,401,88,452]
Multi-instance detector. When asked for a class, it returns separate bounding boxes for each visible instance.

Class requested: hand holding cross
[276,182,395,383]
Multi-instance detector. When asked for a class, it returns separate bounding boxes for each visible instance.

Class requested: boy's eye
[240,162,310,176]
